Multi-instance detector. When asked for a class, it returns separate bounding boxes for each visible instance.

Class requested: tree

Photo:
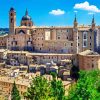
[50,72,66,100]
[11,81,21,100]
[24,73,66,100]
[67,70,100,100]
[70,65,79,81]
[24,76,50,100]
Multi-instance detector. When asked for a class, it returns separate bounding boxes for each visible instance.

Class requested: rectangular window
[83,41,87,47]
[78,36,79,39]
[45,30,51,40]
[78,43,80,46]
[58,37,60,39]
[83,32,87,39]
[71,43,73,46]
[67,29,69,32]
[84,34,87,39]
[64,43,66,46]
[83,32,87,47]
[15,41,17,45]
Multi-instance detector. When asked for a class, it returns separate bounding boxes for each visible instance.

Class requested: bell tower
[73,14,79,53]
[9,7,16,34]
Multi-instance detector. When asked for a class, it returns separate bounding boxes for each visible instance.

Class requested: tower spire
[74,14,77,23]
[91,14,95,30]
[25,9,28,15]
[74,14,78,28]
[92,14,95,23]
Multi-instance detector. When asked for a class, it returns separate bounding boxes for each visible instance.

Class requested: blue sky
[0,0,100,27]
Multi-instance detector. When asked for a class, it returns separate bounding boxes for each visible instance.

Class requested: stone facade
[0,7,100,67]
[0,34,7,49]
[3,7,99,54]
[77,50,100,70]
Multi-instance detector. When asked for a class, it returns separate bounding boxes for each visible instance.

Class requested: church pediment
[18,30,25,34]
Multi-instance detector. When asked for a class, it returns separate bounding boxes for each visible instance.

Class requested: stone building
[77,50,100,70]
[4,7,99,54]
[0,7,99,66]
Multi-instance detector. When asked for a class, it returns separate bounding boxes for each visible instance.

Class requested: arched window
[11,13,13,16]
[92,63,94,68]
[29,23,31,26]
[83,32,87,39]
[11,18,13,23]
[25,23,27,26]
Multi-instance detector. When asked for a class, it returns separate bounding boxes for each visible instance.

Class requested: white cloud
[88,12,94,15]
[74,11,78,13]
[49,9,65,15]
[74,1,100,13]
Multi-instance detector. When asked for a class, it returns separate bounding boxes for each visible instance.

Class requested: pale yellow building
[7,51,28,65]
[0,76,30,99]
[0,73,72,99]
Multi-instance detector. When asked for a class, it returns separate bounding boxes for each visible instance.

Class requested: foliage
[11,81,21,100]
[50,80,66,100]
[50,72,57,80]
[70,65,79,80]
[25,73,66,100]
[24,76,50,100]
[50,72,66,100]
[67,70,100,100]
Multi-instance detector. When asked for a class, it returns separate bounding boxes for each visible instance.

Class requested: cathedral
[0,7,99,54]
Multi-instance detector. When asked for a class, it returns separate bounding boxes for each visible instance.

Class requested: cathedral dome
[21,9,34,26]
[22,15,32,21]
[21,9,32,21]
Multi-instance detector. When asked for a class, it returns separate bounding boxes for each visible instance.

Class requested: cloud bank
[74,1,100,13]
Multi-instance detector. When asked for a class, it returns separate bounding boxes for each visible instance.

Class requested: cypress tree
[11,81,21,100]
